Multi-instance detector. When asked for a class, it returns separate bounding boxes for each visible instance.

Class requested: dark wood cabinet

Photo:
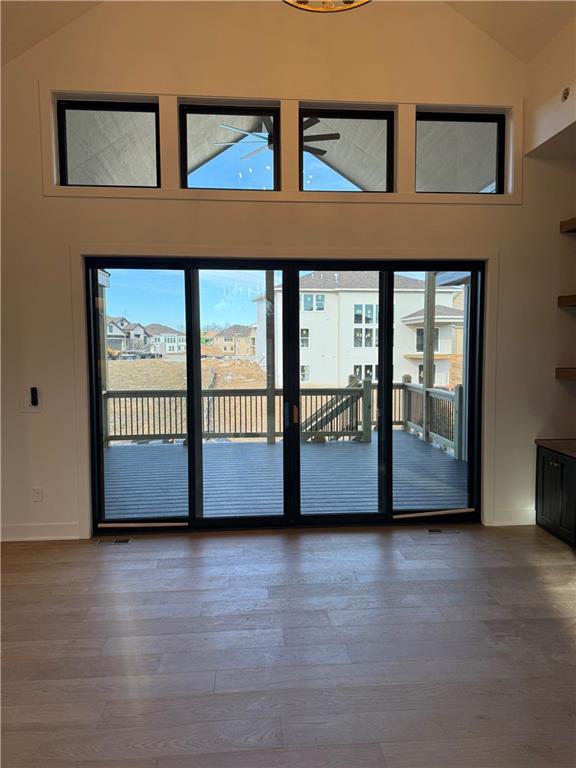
[536,442,576,547]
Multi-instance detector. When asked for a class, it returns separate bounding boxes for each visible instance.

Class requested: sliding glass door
[196,269,284,519]
[297,270,383,516]
[88,259,482,531]
[89,266,189,523]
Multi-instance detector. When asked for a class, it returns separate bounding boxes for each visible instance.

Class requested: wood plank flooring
[103,430,468,519]
[2,524,575,767]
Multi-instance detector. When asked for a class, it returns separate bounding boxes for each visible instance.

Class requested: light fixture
[283,0,371,12]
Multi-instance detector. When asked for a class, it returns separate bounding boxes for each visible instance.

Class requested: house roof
[298,272,425,290]
[217,324,253,337]
[145,323,183,335]
[401,304,464,322]
[123,322,146,332]
[107,316,130,325]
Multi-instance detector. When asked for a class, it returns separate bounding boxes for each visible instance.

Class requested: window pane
[301,328,310,348]
[365,365,373,379]
[364,328,373,347]
[416,116,502,193]
[365,305,374,324]
[183,110,277,190]
[303,294,314,311]
[315,294,325,311]
[354,304,363,324]
[301,112,392,192]
[354,329,363,347]
[60,104,158,187]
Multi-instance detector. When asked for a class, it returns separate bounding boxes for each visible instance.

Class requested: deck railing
[103,382,463,455]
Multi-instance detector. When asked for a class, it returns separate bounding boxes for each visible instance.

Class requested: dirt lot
[106,358,266,391]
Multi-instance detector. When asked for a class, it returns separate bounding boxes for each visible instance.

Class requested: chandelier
[283,0,371,12]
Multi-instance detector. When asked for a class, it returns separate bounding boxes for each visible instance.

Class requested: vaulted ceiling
[2,1,575,66]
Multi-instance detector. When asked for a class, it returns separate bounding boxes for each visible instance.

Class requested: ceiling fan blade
[261,116,274,134]
[240,145,268,160]
[302,117,321,131]
[304,133,341,142]
[220,124,266,137]
[303,145,327,157]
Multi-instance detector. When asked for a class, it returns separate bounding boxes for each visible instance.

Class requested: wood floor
[2,524,575,767]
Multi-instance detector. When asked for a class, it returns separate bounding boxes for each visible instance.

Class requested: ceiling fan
[213,117,275,160]
[212,116,342,160]
[302,117,341,157]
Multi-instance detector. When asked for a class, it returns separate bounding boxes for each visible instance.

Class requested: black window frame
[299,107,395,193]
[179,104,281,191]
[57,100,161,188]
[415,111,506,195]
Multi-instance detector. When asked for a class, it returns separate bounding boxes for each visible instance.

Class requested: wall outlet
[32,487,44,503]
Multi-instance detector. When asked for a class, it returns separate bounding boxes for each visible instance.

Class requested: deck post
[401,375,411,431]
[454,383,464,460]
[422,272,436,443]
[361,378,372,443]
[265,270,276,445]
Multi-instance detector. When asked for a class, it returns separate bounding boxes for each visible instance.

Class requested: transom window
[57,101,160,187]
[179,105,280,191]
[300,108,394,192]
[416,112,505,194]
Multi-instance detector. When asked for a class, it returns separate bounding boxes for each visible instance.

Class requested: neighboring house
[213,325,257,357]
[105,320,127,352]
[145,323,187,355]
[255,272,465,388]
[123,322,149,350]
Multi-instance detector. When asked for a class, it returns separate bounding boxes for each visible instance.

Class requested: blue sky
[105,269,426,329]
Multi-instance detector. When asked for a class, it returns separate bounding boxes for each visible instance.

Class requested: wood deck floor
[2,525,575,767]
[103,431,468,520]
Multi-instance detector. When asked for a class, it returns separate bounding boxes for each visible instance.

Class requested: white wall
[2,2,575,539]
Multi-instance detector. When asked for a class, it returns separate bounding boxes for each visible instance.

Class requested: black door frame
[86,257,484,534]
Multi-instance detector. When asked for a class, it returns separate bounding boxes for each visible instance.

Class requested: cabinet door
[537,449,563,530]
[537,449,576,545]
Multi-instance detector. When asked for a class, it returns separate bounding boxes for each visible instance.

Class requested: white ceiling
[1,1,99,65]
[448,1,576,62]
[2,1,575,66]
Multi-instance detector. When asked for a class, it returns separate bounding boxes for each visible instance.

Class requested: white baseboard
[1,522,85,542]
[483,509,536,526]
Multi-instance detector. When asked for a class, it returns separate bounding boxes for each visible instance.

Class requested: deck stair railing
[299,376,370,442]
[103,382,463,457]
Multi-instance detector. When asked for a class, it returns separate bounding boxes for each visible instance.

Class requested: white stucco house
[255,271,465,388]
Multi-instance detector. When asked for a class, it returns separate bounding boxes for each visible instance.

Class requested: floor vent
[97,538,132,545]
[426,528,460,535]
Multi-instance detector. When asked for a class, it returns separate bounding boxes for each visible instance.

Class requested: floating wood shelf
[560,217,576,234]
[556,368,576,380]
[558,295,576,307]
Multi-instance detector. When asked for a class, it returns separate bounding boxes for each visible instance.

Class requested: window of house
[353,365,362,379]
[418,364,437,384]
[365,305,374,324]
[224,336,233,342]
[180,106,279,190]
[300,328,310,348]
[315,294,325,311]
[300,365,310,382]
[364,328,373,347]
[108,325,114,333]
[416,113,505,194]
[303,294,314,311]
[375,328,379,347]
[364,365,373,379]
[354,329,363,347]
[375,304,379,323]
[375,365,379,381]
[354,304,363,324]
[57,101,160,187]
[300,109,394,192]
[416,328,439,352]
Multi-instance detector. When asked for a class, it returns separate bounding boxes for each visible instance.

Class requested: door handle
[284,402,300,429]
